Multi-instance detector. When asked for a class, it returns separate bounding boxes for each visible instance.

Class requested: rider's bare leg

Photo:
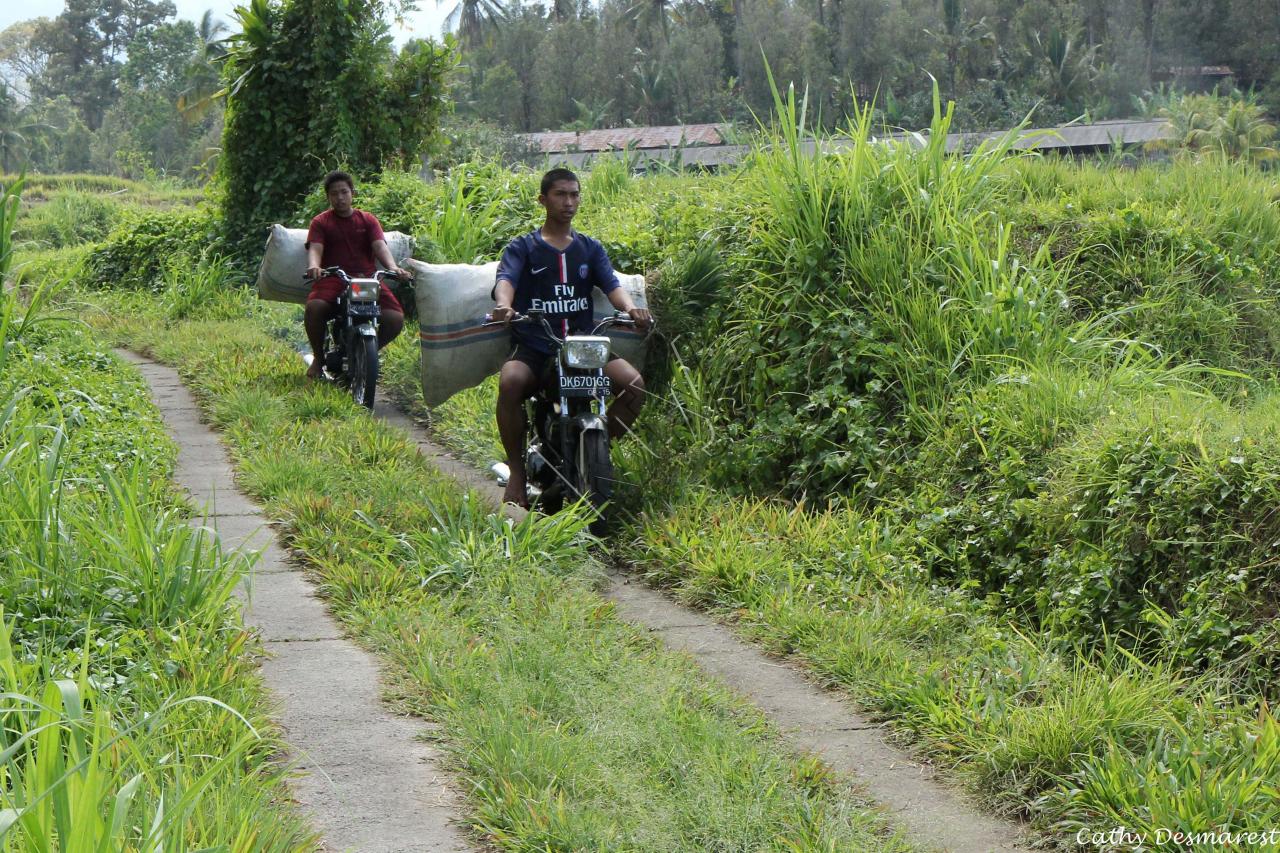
[378,309,403,348]
[304,299,334,378]
[604,359,645,439]
[497,359,539,506]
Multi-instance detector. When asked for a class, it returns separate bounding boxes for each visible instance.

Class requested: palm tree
[0,83,54,173]
[548,0,575,22]
[439,0,507,47]
[1030,28,1098,112]
[1213,99,1278,161]
[177,10,231,123]
[924,0,993,99]
[625,0,677,46]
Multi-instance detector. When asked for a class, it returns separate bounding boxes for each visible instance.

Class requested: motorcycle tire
[348,332,379,409]
[575,429,614,537]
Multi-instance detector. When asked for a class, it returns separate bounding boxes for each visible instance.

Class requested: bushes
[83,207,221,290]
[1027,391,1280,673]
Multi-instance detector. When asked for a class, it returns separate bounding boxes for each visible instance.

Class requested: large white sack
[256,223,414,304]
[409,258,650,407]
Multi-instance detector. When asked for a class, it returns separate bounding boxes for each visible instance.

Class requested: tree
[219,0,453,255]
[30,0,176,129]
[177,10,231,123]
[1029,27,1098,113]
[0,20,51,102]
[440,0,507,46]
[1154,92,1277,163]
[92,21,207,176]
[924,0,994,100]
[0,83,57,172]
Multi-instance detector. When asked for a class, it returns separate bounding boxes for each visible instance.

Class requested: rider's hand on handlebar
[492,305,516,325]
[627,307,653,329]
[305,266,323,281]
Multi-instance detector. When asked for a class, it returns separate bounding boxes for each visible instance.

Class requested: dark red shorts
[307,275,403,312]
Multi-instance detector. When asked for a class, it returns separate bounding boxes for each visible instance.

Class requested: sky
[0,0,450,46]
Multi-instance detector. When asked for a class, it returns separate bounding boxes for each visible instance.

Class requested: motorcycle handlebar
[303,267,406,282]
[482,311,642,330]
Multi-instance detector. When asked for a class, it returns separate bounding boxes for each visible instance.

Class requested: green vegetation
[0,179,310,846]
[16,73,1280,844]
[217,0,453,255]
[359,97,1280,839]
[444,0,1280,135]
[79,284,916,851]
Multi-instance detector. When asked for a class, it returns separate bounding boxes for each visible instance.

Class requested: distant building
[521,119,1174,171]
[520,124,729,157]
[1153,65,1235,92]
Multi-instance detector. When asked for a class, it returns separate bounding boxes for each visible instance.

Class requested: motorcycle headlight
[349,279,380,302]
[562,337,611,370]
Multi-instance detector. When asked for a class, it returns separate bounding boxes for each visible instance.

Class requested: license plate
[558,374,611,396]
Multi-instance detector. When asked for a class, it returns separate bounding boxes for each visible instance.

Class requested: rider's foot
[502,475,528,508]
[306,359,324,380]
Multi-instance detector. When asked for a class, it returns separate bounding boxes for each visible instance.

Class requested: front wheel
[348,332,378,409]
[575,429,613,536]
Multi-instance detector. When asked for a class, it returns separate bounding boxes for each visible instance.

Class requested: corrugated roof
[533,119,1174,169]
[938,119,1171,152]
[522,123,727,153]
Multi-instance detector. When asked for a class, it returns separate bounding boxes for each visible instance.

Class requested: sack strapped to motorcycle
[256,224,414,305]
[406,259,650,407]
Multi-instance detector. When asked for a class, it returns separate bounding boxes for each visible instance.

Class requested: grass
[35,112,1280,845]
[0,337,310,847]
[0,172,204,207]
[362,117,1280,842]
[78,281,921,851]
[2,174,309,848]
[627,490,1280,835]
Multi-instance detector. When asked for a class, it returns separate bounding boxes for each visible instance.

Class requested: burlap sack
[408,258,649,407]
[256,223,414,304]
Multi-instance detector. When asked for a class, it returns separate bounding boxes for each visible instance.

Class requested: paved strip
[119,352,472,853]
[375,402,1035,853]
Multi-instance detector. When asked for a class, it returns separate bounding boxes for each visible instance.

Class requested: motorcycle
[486,309,642,535]
[305,266,402,409]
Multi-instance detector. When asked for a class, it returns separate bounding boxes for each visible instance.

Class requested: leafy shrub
[1029,391,1280,673]
[218,0,453,258]
[83,207,221,290]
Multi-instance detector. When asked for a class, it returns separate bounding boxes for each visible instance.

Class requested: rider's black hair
[540,167,579,195]
[324,170,355,193]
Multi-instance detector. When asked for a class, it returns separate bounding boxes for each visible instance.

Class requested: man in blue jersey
[492,167,652,506]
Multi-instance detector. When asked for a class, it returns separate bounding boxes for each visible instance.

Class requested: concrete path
[120,352,472,853]
[375,403,1036,853]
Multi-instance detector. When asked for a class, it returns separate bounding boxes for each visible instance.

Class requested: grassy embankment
[12,179,921,849]
[371,100,1280,843]
[0,178,311,850]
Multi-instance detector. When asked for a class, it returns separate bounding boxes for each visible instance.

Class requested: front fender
[573,414,608,434]
[354,322,378,338]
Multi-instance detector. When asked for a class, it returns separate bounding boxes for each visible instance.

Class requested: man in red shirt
[304,170,412,379]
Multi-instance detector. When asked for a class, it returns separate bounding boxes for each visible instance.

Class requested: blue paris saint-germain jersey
[495,229,620,354]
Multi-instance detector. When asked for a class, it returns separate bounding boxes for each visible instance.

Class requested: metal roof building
[521,124,728,154]
[524,119,1174,170]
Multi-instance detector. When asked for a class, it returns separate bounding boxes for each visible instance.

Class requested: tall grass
[0,174,20,281]
[697,80,1114,494]
[0,617,265,851]
[0,405,245,645]
[1,177,73,376]
[425,169,506,263]
[0,221,311,849]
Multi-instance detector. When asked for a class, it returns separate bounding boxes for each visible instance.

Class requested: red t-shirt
[306,209,385,276]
